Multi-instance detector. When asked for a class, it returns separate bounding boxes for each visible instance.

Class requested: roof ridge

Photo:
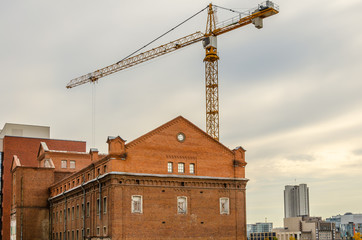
[126,116,234,155]
[126,116,183,149]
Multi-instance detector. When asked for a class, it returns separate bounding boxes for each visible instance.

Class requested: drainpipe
[96,176,102,220]
[20,176,23,240]
[62,192,67,240]
[49,199,53,240]
[80,181,86,240]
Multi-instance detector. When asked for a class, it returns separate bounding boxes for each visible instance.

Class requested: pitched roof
[126,115,233,154]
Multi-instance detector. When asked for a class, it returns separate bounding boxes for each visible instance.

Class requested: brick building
[10,116,248,239]
[0,123,86,240]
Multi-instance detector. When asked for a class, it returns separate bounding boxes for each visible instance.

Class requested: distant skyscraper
[284,183,310,218]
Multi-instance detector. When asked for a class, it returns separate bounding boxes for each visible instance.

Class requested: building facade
[247,222,274,240]
[10,116,248,239]
[276,216,337,240]
[1,123,86,240]
[250,232,276,240]
[326,213,362,239]
[284,184,309,218]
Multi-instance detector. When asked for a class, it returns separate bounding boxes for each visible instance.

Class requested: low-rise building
[275,216,337,240]
[326,212,362,239]
[1,123,86,240]
[10,116,249,239]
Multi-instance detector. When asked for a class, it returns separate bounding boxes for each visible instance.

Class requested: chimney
[90,148,99,161]
[232,146,247,178]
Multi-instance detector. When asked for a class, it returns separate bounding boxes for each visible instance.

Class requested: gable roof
[126,115,234,154]
[37,141,49,158]
[11,155,21,171]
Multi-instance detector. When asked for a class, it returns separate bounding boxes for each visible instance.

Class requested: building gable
[119,116,242,178]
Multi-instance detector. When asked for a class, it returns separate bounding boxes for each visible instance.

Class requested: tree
[353,232,361,240]
[289,236,296,240]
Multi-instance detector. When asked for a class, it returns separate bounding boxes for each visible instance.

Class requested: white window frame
[167,162,173,173]
[189,163,195,174]
[70,160,76,169]
[178,163,185,173]
[131,195,143,213]
[220,197,230,215]
[61,160,67,168]
[177,196,187,214]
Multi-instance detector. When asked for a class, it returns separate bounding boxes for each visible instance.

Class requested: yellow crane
[66,1,279,141]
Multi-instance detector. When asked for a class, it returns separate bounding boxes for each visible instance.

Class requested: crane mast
[66,1,279,141]
[204,3,220,140]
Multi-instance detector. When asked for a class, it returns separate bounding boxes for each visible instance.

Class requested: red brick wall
[12,167,55,240]
[50,174,247,240]
[121,117,244,178]
[2,136,86,240]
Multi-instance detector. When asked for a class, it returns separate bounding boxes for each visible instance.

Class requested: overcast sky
[1,0,361,227]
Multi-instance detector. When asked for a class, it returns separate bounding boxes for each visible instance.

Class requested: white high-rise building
[284,184,310,218]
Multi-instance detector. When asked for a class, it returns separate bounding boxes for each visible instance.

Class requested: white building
[284,184,310,218]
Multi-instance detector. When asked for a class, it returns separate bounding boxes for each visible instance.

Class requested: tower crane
[66,1,279,141]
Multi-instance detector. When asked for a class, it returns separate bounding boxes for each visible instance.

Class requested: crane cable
[92,82,96,147]
[117,5,209,64]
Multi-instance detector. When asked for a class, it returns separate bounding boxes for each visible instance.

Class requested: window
[131,195,142,213]
[68,208,70,221]
[97,227,100,236]
[70,160,76,169]
[76,205,79,219]
[60,211,62,223]
[72,206,75,220]
[97,168,101,176]
[72,230,74,240]
[86,202,90,217]
[56,212,58,223]
[96,199,100,215]
[189,163,195,174]
[104,165,107,173]
[220,197,230,214]
[178,163,185,173]
[76,230,79,240]
[86,228,90,236]
[103,197,107,214]
[177,196,187,214]
[61,160,67,168]
[81,203,84,218]
[167,162,173,173]
[103,226,107,235]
